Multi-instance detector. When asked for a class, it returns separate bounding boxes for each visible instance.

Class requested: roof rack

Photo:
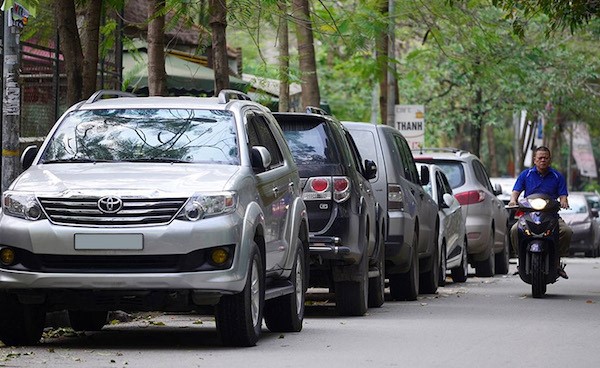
[218,89,252,103]
[412,147,471,156]
[305,106,329,116]
[86,90,137,104]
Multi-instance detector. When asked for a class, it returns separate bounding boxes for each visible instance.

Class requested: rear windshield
[40,108,239,164]
[435,161,465,189]
[281,121,338,165]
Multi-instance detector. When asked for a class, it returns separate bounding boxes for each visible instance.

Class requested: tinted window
[344,130,365,175]
[247,114,284,167]
[393,135,419,184]
[436,161,465,189]
[472,160,493,191]
[281,121,338,165]
[348,129,378,165]
[41,109,239,164]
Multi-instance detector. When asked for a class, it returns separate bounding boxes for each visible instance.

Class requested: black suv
[274,110,384,316]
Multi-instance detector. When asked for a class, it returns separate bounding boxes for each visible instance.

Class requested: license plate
[74,234,143,250]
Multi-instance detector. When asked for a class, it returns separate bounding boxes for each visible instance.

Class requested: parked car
[413,148,510,277]
[343,122,439,300]
[563,192,600,257]
[0,90,310,347]
[274,110,384,316]
[417,163,468,284]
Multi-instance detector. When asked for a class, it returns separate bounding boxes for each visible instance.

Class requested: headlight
[176,191,237,222]
[529,198,548,211]
[2,192,46,220]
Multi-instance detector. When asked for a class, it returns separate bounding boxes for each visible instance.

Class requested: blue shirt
[513,166,568,199]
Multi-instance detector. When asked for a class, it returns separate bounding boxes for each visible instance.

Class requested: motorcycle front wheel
[531,252,547,298]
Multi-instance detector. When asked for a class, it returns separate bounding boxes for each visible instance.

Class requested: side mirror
[419,165,430,186]
[493,183,503,196]
[21,145,38,170]
[591,208,599,218]
[442,193,455,208]
[364,159,377,180]
[251,146,271,173]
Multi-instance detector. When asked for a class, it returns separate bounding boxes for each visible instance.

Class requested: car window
[40,108,240,164]
[562,195,589,214]
[585,195,600,209]
[393,135,419,184]
[247,113,284,168]
[436,161,465,189]
[435,172,446,204]
[344,130,367,176]
[348,129,378,166]
[281,119,338,165]
[472,160,493,192]
[439,171,453,195]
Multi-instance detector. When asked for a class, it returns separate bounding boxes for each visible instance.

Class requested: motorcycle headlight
[176,191,237,222]
[529,198,548,211]
[2,192,46,221]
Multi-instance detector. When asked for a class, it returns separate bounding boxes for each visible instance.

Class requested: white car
[417,163,468,284]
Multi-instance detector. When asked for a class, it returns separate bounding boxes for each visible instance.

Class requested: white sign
[569,122,597,178]
[395,105,425,150]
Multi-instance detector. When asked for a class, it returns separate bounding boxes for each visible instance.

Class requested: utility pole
[2,4,21,193]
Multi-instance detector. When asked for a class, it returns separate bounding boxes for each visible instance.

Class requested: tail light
[514,210,525,218]
[303,176,351,203]
[388,184,403,210]
[454,190,485,205]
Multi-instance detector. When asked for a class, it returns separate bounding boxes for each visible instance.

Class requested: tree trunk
[485,124,498,176]
[292,0,320,109]
[375,0,388,124]
[470,88,483,157]
[209,0,230,96]
[147,0,167,96]
[277,0,290,112]
[55,0,84,106]
[81,0,103,98]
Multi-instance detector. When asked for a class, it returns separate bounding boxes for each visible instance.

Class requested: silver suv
[0,90,309,347]
[413,149,509,277]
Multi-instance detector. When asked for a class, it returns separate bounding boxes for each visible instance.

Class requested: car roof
[412,148,477,162]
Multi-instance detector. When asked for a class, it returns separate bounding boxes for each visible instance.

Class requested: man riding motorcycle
[508,146,572,279]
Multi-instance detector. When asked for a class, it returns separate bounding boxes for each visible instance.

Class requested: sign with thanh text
[395,105,425,150]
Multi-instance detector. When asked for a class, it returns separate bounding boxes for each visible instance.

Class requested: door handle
[272,187,279,197]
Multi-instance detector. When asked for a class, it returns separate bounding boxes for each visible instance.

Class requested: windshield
[562,196,588,214]
[40,108,239,164]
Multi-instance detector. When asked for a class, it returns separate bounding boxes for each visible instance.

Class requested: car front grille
[37,197,187,227]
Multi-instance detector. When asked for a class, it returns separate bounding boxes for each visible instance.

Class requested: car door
[473,160,507,244]
[246,110,293,271]
[437,170,462,255]
[392,134,437,255]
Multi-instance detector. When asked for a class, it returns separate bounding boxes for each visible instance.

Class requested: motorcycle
[509,193,562,298]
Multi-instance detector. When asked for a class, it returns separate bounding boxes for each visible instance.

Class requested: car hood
[10,163,240,196]
[561,212,590,226]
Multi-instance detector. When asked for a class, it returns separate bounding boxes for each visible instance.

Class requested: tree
[292,0,320,108]
[147,0,167,96]
[278,0,291,112]
[55,0,84,105]
[209,0,230,95]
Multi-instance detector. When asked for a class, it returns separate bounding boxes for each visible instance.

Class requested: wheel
[216,243,265,346]
[389,230,419,301]
[451,238,469,283]
[368,238,385,308]
[531,253,546,298]
[0,293,45,346]
[438,242,447,287]
[335,251,368,316]
[264,242,306,332]
[68,310,108,331]
[475,231,495,277]
[419,240,439,294]
[494,233,510,275]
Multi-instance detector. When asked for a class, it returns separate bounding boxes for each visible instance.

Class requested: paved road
[1,258,599,368]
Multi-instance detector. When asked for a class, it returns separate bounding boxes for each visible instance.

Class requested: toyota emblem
[97,196,123,214]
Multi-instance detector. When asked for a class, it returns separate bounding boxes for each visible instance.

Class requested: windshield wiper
[121,158,191,163]
[42,158,111,164]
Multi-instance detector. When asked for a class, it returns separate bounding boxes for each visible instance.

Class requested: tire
[0,293,45,346]
[419,241,440,294]
[451,238,469,283]
[335,252,368,316]
[494,233,510,275]
[68,310,108,331]
[389,230,419,301]
[264,243,306,332]
[216,243,265,347]
[438,243,447,287]
[368,240,385,308]
[475,231,495,277]
[531,253,546,298]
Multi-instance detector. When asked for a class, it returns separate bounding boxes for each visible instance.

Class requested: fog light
[0,248,16,266]
[210,248,229,265]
